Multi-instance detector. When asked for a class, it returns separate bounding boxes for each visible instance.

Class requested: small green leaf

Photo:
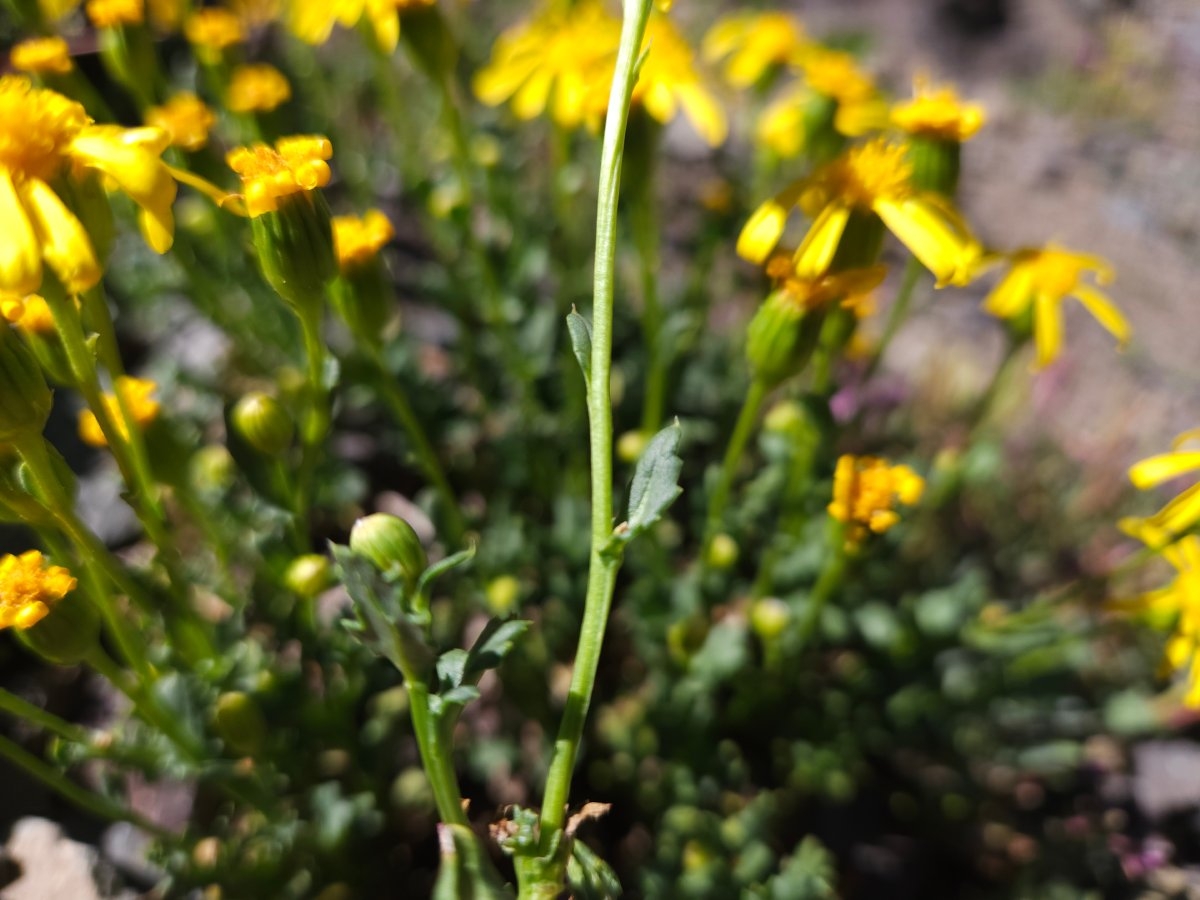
[605,421,683,556]
[567,839,622,900]
[566,309,593,388]
[416,545,477,598]
[464,619,531,684]
[436,649,470,691]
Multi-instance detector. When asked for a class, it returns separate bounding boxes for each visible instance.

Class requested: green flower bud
[0,324,52,443]
[189,444,236,494]
[349,513,428,583]
[667,615,709,665]
[331,266,394,346]
[829,210,885,273]
[390,767,435,814]
[750,597,791,641]
[745,290,824,387]
[485,575,521,616]
[231,392,294,456]
[908,136,961,199]
[213,691,267,757]
[18,593,100,666]
[284,554,332,598]
[705,533,739,570]
[250,190,336,316]
[616,429,649,463]
[802,92,845,166]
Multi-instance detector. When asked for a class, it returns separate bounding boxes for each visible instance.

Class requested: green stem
[702,377,769,560]
[864,255,922,381]
[965,338,1022,439]
[633,172,666,434]
[796,530,850,651]
[13,435,157,684]
[293,307,330,542]
[0,687,91,745]
[0,732,171,838]
[534,0,654,878]
[367,347,466,544]
[407,682,469,827]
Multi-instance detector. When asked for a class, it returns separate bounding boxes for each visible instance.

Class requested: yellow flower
[473,0,621,131]
[983,243,1128,368]
[333,209,394,272]
[739,138,981,286]
[0,76,176,295]
[146,93,215,151]
[1118,432,1200,546]
[226,135,332,217]
[764,255,886,313]
[185,8,245,60]
[286,0,435,53]
[78,375,160,448]
[1111,536,1200,706]
[892,75,986,143]
[86,0,144,27]
[227,64,292,114]
[1,293,57,334]
[702,11,807,88]
[10,37,74,76]
[828,454,924,544]
[629,14,727,146]
[0,551,77,631]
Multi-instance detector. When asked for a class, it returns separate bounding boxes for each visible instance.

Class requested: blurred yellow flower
[227,64,292,114]
[185,7,245,60]
[0,551,77,631]
[629,14,727,146]
[78,376,160,448]
[892,75,986,142]
[0,294,57,334]
[287,0,435,53]
[828,454,924,544]
[146,93,216,151]
[1111,536,1200,706]
[764,255,886,313]
[39,0,81,22]
[702,11,807,88]
[86,0,144,27]
[333,209,394,271]
[227,135,332,216]
[1119,432,1200,546]
[0,76,176,295]
[983,244,1127,369]
[473,0,620,131]
[10,37,74,76]
[739,138,981,286]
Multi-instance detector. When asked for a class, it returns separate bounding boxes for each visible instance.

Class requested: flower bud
[190,444,236,494]
[908,136,961,199]
[390,766,435,814]
[485,575,521,616]
[213,691,267,757]
[284,554,332,598]
[705,533,739,570]
[744,290,823,388]
[829,210,885,273]
[349,513,428,583]
[250,191,336,316]
[0,324,53,443]
[616,429,649,463]
[802,92,844,166]
[231,392,294,456]
[750,597,791,641]
[18,593,100,665]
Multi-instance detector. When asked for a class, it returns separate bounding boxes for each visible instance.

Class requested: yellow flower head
[765,256,886,314]
[627,14,727,146]
[1118,431,1200,547]
[0,293,57,334]
[828,454,924,544]
[287,0,435,52]
[983,243,1127,369]
[86,0,144,27]
[800,47,887,135]
[185,7,246,58]
[78,375,160,448]
[227,135,332,217]
[739,138,981,287]
[10,37,74,76]
[892,75,986,142]
[473,0,621,131]
[146,93,215,151]
[702,12,807,88]
[1111,536,1200,706]
[227,63,292,113]
[0,76,176,295]
[0,551,77,631]
[333,209,394,271]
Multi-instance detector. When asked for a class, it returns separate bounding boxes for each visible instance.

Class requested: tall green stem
[702,377,769,561]
[864,256,922,380]
[0,687,91,745]
[532,1,654,888]
[293,307,330,541]
[632,165,666,434]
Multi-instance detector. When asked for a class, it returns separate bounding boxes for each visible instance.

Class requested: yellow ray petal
[1072,282,1130,348]
[1129,452,1200,490]
[0,172,42,295]
[20,178,100,293]
[1032,291,1063,368]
